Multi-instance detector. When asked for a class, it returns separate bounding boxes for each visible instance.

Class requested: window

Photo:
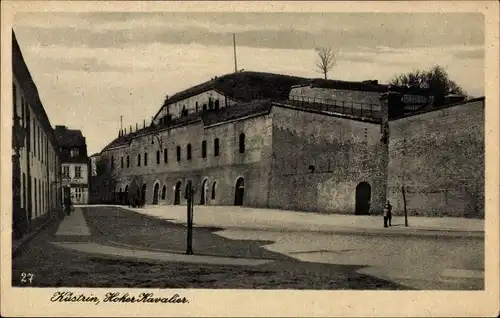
[214,138,220,157]
[203,104,207,111]
[70,148,79,158]
[181,106,188,116]
[208,98,213,110]
[63,166,70,178]
[126,156,130,168]
[239,133,245,153]
[156,150,160,164]
[195,101,199,113]
[33,120,36,157]
[137,154,141,167]
[176,146,181,162]
[214,100,220,110]
[211,182,216,200]
[21,97,25,127]
[144,152,148,166]
[187,144,192,160]
[201,140,207,158]
[75,187,82,199]
[161,185,167,200]
[111,156,114,169]
[121,157,124,168]
[75,166,82,178]
[34,177,37,216]
[164,148,168,163]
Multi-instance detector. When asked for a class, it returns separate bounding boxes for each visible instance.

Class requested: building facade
[55,126,90,205]
[12,31,63,239]
[91,72,484,218]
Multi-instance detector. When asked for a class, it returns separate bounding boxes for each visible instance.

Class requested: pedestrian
[383,200,392,227]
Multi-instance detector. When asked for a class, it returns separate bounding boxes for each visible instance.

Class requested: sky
[12,12,485,155]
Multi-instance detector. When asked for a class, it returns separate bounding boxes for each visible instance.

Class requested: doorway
[234,177,245,206]
[152,183,159,205]
[174,181,182,205]
[200,179,208,205]
[355,182,371,215]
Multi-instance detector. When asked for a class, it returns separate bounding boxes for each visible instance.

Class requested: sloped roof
[12,30,59,152]
[201,100,272,127]
[163,71,309,105]
[55,126,86,147]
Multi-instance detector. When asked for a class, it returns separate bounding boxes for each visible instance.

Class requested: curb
[106,240,278,261]
[12,217,57,258]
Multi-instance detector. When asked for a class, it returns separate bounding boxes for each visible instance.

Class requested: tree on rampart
[390,65,467,106]
[315,47,337,80]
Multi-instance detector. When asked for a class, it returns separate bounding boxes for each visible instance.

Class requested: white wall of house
[61,162,89,204]
[14,75,60,220]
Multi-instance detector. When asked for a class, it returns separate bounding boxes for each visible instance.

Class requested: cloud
[14,12,484,51]
[453,48,485,59]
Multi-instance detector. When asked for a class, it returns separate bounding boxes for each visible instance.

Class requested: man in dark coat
[383,200,392,227]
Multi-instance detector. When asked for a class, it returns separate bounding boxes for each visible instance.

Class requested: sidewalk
[92,204,484,238]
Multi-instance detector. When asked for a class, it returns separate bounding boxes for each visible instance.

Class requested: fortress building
[91,71,484,218]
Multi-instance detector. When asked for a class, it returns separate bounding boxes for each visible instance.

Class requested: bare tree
[315,47,337,80]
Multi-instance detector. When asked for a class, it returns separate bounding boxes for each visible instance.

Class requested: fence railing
[283,96,382,119]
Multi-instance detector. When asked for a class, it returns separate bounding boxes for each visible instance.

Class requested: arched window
[111,156,114,169]
[239,133,245,153]
[144,152,148,166]
[187,144,192,160]
[126,155,130,168]
[214,138,220,157]
[211,182,216,200]
[156,150,160,164]
[176,146,181,162]
[203,104,207,111]
[164,148,168,163]
[195,101,199,113]
[208,98,213,110]
[162,185,167,200]
[202,140,207,158]
[214,100,220,110]
[121,157,124,168]
[137,154,141,167]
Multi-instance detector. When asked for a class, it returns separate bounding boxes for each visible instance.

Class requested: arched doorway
[152,183,160,205]
[174,181,182,205]
[141,184,147,206]
[200,179,208,205]
[234,177,245,206]
[355,182,371,215]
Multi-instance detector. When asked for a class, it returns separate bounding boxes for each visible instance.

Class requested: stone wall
[387,99,485,218]
[96,113,273,207]
[269,105,386,214]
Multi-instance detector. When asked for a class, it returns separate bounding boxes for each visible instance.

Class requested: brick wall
[269,105,386,214]
[387,99,485,218]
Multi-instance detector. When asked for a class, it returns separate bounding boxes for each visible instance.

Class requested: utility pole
[233,33,238,73]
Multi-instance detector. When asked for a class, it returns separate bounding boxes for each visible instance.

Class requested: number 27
[20,272,34,284]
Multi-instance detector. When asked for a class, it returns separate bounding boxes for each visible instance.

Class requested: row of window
[62,166,82,179]
[112,134,246,169]
[21,173,49,218]
[13,82,57,172]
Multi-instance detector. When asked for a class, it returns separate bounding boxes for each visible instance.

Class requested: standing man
[383,200,392,227]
